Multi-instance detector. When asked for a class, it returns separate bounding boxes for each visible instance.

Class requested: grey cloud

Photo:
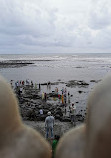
[0,0,56,37]
[89,12,111,30]
[0,0,111,53]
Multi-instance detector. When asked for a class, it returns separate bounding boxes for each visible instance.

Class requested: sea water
[0,53,111,82]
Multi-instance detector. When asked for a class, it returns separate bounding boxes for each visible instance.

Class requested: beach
[0,53,111,136]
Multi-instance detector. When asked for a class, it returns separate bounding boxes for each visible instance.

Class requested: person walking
[45,111,55,139]
[70,104,76,126]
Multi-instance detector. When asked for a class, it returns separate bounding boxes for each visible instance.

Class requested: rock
[61,117,71,122]
[76,114,84,122]
[55,114,61,120]
[90,79,101,83]
[41,83,47,85]
[78,90,83,94]
[66,80,89,88]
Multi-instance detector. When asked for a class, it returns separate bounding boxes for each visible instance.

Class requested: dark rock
[55,114,61,120]
[41,83,47,85]
[90,80,96,82]
[75,66,83,68]
[48,93,58,98]
[90,79,101,83]
[76,114,84,122]
[66,80,89,88]
[78,90,83,94]
[61,117,71,122]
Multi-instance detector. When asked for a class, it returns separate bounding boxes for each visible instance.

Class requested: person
[56,87,58,94]
[26,79,30,85]
[42,92,44,100]
[52,135,60,158]
[55,87,57,93]
[10,80,13,88]
[64,88,67,94]
[45,111,55,139]
[64,94,66,104]
[39,109,43,115]
[20,87,23,94]
[61,88,64,94]
[31,80,33,87]
[16,81,19,88]
[35,83,37,89]
[65,106,67,115]
[39,83,41,90]
[68,91,70,103]
[58,94,61,103]
[70,104,76,126]
[44,93,47,102]
[61,94,64,105]
[22,80,25,86]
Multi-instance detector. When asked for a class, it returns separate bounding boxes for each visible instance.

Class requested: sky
[0,0,111,54]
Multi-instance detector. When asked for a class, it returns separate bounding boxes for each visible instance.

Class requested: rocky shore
[13,82,87,136]
[16,85,85,122]
[0,60,34,68]
[5,56,101,137]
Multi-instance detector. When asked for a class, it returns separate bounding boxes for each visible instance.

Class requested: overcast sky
[0,0,111,54]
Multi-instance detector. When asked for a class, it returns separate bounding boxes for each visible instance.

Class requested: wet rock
[0,60,34,68]
[55,114,61,120]
[75,66,83,68]
[51,82,60,85]
[61,117,71,122]
[55,111,63,117]
[90,80,96,82]
[76,114,84,122]
[41,83,47,85]
[37,115,46,121]
[48,93,59,98]
[66,80,89,88]
[43,109,49,114]
[90,79,101,83]
[15,81,86,124]
[78,90,83,94]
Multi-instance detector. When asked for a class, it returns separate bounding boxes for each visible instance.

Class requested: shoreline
[11,82,86,136]
[0,58,105,136]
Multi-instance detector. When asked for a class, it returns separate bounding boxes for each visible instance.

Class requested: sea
[0,53,111,114]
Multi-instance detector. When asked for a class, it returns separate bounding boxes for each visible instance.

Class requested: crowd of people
[10,79,77,138]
